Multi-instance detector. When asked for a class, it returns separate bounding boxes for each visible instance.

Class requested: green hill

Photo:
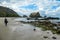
[0,6,20,17]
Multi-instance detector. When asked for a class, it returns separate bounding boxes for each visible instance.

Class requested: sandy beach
[0,17,60,40]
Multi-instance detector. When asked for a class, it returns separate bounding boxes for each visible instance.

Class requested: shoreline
[0,17,60,40]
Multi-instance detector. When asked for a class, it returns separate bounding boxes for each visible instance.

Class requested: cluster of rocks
[43,36,57,39]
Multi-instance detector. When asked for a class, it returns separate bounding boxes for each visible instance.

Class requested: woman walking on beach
[4,18,8,26]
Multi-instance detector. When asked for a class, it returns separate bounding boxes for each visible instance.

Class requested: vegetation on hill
[0,6,20,17]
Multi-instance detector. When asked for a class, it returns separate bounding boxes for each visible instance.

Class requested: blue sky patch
[20,4,38,10]
[56,0,60,1]
[51,6,59,9]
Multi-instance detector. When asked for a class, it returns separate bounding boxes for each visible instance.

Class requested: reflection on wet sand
[0,18,60,40]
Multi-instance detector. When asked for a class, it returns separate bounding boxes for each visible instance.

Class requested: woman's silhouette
[4,18,8,26]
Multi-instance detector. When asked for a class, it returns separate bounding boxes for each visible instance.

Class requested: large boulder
[29,12,42,18]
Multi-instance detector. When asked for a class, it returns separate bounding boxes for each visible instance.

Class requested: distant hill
[0,6,20,17]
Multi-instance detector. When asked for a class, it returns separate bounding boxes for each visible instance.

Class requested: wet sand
[0,17,60,40]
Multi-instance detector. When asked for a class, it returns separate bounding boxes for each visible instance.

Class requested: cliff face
[0,6,20,17]
[29,12,42,18]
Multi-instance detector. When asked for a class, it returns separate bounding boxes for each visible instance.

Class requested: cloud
[45,7,60,17]
[0,0,60,17]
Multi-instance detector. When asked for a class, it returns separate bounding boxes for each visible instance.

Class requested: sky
[0,0,60,17]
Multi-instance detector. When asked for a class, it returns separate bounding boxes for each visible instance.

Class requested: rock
[53,33,55,34]
[47,32,49,34]
[43,36,48,38]
[52,36,56,39]
[33,28,36,31]
[53,26,57,29]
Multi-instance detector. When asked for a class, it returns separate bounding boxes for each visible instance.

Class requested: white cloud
[0,0,60,17]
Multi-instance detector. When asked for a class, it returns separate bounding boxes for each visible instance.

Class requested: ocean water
[15,18,60,23]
